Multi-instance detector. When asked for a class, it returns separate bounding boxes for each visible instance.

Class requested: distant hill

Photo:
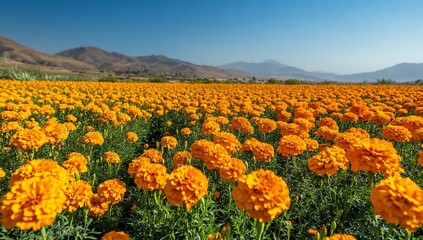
[338,63,423,82]
[0,35,93,70]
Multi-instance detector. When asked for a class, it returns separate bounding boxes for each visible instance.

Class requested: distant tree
[284,79,300,84]
[266,78,280,84]
[376,78,394,84]
[415,79,423,85]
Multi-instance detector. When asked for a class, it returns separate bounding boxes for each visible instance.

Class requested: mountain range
[1,35,423,82]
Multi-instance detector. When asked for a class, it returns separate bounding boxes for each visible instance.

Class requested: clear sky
[2,0,423,74]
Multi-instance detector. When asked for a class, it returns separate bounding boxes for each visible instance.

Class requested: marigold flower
[251,142,275,162]
[418,151,423,167]
[218,157,246,182]
[316,126,339,141]
[341,112,359,123]
[213,132,241,155]
[101,231,130,240]
[381,125,411,142]
[88,193,109,217]
[62,152,88,175]
[256,118,277,133]
[371,111,391,125]
[232,169,290,222]
[134,163,168,191]
[65,114,77,122]
[164,165,208,211]
[103,151,121,164]
[125,131,138,143]
[293,118,315,132]
[335,128,370,152]
[180,127,192,136]
[277,135,307,157]
[63,180,93,213]
[191,139,215,160]
[371,176,423,232]
[201,143,230,170]
[229,117,254,134]
[80,131,104,146]
[172,151,192,169]
[9,127,47,151]
[128,156,151,176]
[161,136,178,149]
[64,122,77,131]
[0,176,66,230]
[42,120,69,144]
[278,122,309,138]
[304,138,319,152]
[0,121,23,133]
[97,179,126,205]
[201,120,221,135]
[318,117,339,131]
[140,149,164,163]
[240,138,260,152]
[0,167,6,179]
[308,146,349,176]
[323,234,357,240]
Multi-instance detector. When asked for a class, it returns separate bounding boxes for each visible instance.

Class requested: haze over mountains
[1,35,423,82]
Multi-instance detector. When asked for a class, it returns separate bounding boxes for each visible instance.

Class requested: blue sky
[2,0,423,74]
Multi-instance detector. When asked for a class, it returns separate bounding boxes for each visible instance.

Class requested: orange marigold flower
[240,138,260,152]
[232,169,290,222]
[63,180,93,213]
[101,231,130,240]
[164,165,208,211]
[128,156,151,176]
[191,139,215,161]
[316,126,339,141]
[335,128,370,152]
[293,118,315,132]
[341,112,359,123]
[42,120,69,144]
[256,118,277,133]
[9,127,47,151]
[0,167,6,179]
[88,193,109,217]
[213,132,241,155]
[251,142,275,162]
[371,111,391,125]
[371,176,423,232]
[201,120,221,135]
[103,151,121,164]
[62,152,88,175]
[346,138,403,177]
[80,131,104,146]
[140,149,164,163]
[229,117,254,134]
[64,122,77,131]
[381,125,411,142]
[417,151,423,167]
[277,135,307,157]
[218,157,246,182]
[308,146,349,176]
[0,121,23,133]
[278,122,309,138]
[125,131,138,143]
[323,233,357,240]
[172,151,192,169]
[161,136,178,149]
[180,127,192,136]
[304,138,319,152]
[201,143,230,170]
[97,179,126,205]
[277,110,292,122]
[10,158,71,186]
[65,114,77,122]
[0,176,66,230]
[318,117,339,131]
[134,163,168,191]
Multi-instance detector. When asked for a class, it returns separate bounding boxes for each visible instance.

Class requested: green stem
[41,226,47,240]
[405,229,411,240]
[255,221,265,240]
[368,172,375,189]
[384,224,394,240]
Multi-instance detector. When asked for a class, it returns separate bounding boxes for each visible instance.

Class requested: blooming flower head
[323,234,357,240]
[318,117,339,131]
[0,167,6,179]
[251,142,275,162]
[381,125,411,142]
[371,176,423,232]
[335,128,370,152]
[134,163,168,191]
[42,119,69,144]
[103,151,121,164]
[191,139,215,161]
[308,146,349,176]
[140,149,164,163]
[9,127,47,151]
[128,156,151,176]
[229,117,254,134]
[62,152,88,175]
[232,169,290,222]
[80,131,104,146]
[256,118,277,133]
[172,151,192,169]
[277,135,307,157]
[201,120,221,135]
[0,176,67,230]
[213,132,241,155]
[316,126,339,141]
[0,121,23,133]
[304,138,319,152]
[97,179,126,205]
[88,193,110,217]
[101,231,130,240]
[164,165,208,211]
[63,180,93,213]
[125,131,138,143]
[161,136,178,149]
[218,158,246,182]
[180,127,192,136]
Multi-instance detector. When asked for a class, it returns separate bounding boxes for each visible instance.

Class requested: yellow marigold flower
[180,127,192,136]
[88,193,109,217]
[381,125,411,142]
[308,146,349,176]
[164,165,208,211]
[24,118,40,129]
[172,151,192,169]
[42,121,69,144]
[251,142,275,162]
[65,114,77,122]
[256,118,277,133]
[324,233,357,240]
[63,180,93,213]
[201,120,221,135]
[218,157,246,182]
[346,138,403,177]
[161,136,178,149]
[277,135,307,157]
[64,122,77,131]
[0,176,66,230]
[101,231,130,240]
[9,127,47,151]
[232,169,290,222]
[140,149,164,163]
[62,152,88,175]
[316,126,339,141]
[10,158,71,186]
[125,131,138,143]
[97,179,126,205]
[128,156,151,176]
[80,131,104,146]
[0,121,23,133]
[103,151,120,164]
[371,176,423,232]
[86,126,95,132]
[213,132,241,155]
[134,163,168,191]
[229,117,254,134]
[0,167,6,179]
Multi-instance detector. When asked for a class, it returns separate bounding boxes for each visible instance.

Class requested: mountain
[338,63,423,82]
[220,60,328,81]
[0,35,93,70]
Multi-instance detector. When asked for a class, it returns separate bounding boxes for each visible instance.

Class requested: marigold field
[1,80,423,240]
